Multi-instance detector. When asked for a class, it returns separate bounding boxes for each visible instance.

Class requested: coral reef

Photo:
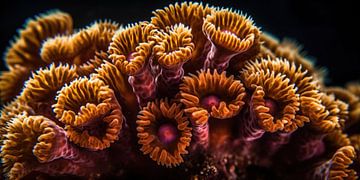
[0,2,359,179]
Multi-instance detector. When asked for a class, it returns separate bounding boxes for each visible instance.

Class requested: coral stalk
[152,23,194,96]
[128,64,157,105]
[238,103,265,141]
[108,22,156,106]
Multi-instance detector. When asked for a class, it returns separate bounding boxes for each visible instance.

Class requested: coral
[53,77,123,150]
[40,20,118,77]
[307,146,358,180]
[241,58,320,133]
[325,87,360,130]
[5,10,73,68]
[136,99,192,167]
[108,22,156,105]
[180,69,246,120]
[241,63,301,133]
[19,64,78,119]
[0,2,359,179]
[151,2,214,70]
[203,8,260,72]
[0,10,73,103]
[152,23,194,96]
[0,65,31,103]
[0,99,34,143]
[1,115,106,180]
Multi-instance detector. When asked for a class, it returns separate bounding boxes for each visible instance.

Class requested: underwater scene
[0,1,359,179]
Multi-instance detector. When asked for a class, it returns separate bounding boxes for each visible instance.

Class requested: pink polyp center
[157,123,178,145]
[264,98,278,116]
[201,95,220,111]
[127,52,136,62]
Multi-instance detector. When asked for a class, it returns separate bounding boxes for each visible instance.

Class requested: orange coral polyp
[153,23,194,68]
[0,10,73,103]
[310,93,349,133]
[5,10,73,69]
[241,67,302,132]
[92,61,138,110]
[53,77,123,150]
[136,99,192,167]
[40,20,118,68]
[151,2,214,61]
[309,146,357,180]
[0,99,34,144]
[179,69,246,123]
[241,57,322,130]
[0,65,31,103]
[203,9,260,53]
[20,63,78,104]
[1,115,63,177]
[108,22,154,76]
[325,87,360,129]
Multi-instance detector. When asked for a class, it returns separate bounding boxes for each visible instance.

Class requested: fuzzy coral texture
[0,2,359,180]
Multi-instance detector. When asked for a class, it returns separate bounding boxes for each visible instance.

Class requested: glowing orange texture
[0,2,359,180]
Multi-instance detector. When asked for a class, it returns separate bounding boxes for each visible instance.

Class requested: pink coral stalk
[191,122,210,151]
[238,104,265,141]
[156,64,185,97]
[203,44,241,72]
[128,64,156,106]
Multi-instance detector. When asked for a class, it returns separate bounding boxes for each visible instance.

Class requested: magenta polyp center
[264,98,278,116]
[127,52,136,62]
[157,123,178,145]
[201,95,220,111]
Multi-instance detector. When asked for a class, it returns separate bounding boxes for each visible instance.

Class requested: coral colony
[0,2,360,179]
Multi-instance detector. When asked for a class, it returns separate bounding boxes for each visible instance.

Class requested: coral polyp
[136,99,192,167]
[0,2,359,179]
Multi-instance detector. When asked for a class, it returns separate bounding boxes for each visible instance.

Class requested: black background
[0,0,358,86]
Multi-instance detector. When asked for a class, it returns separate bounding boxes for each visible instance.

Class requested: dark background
[0,0,358,86]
